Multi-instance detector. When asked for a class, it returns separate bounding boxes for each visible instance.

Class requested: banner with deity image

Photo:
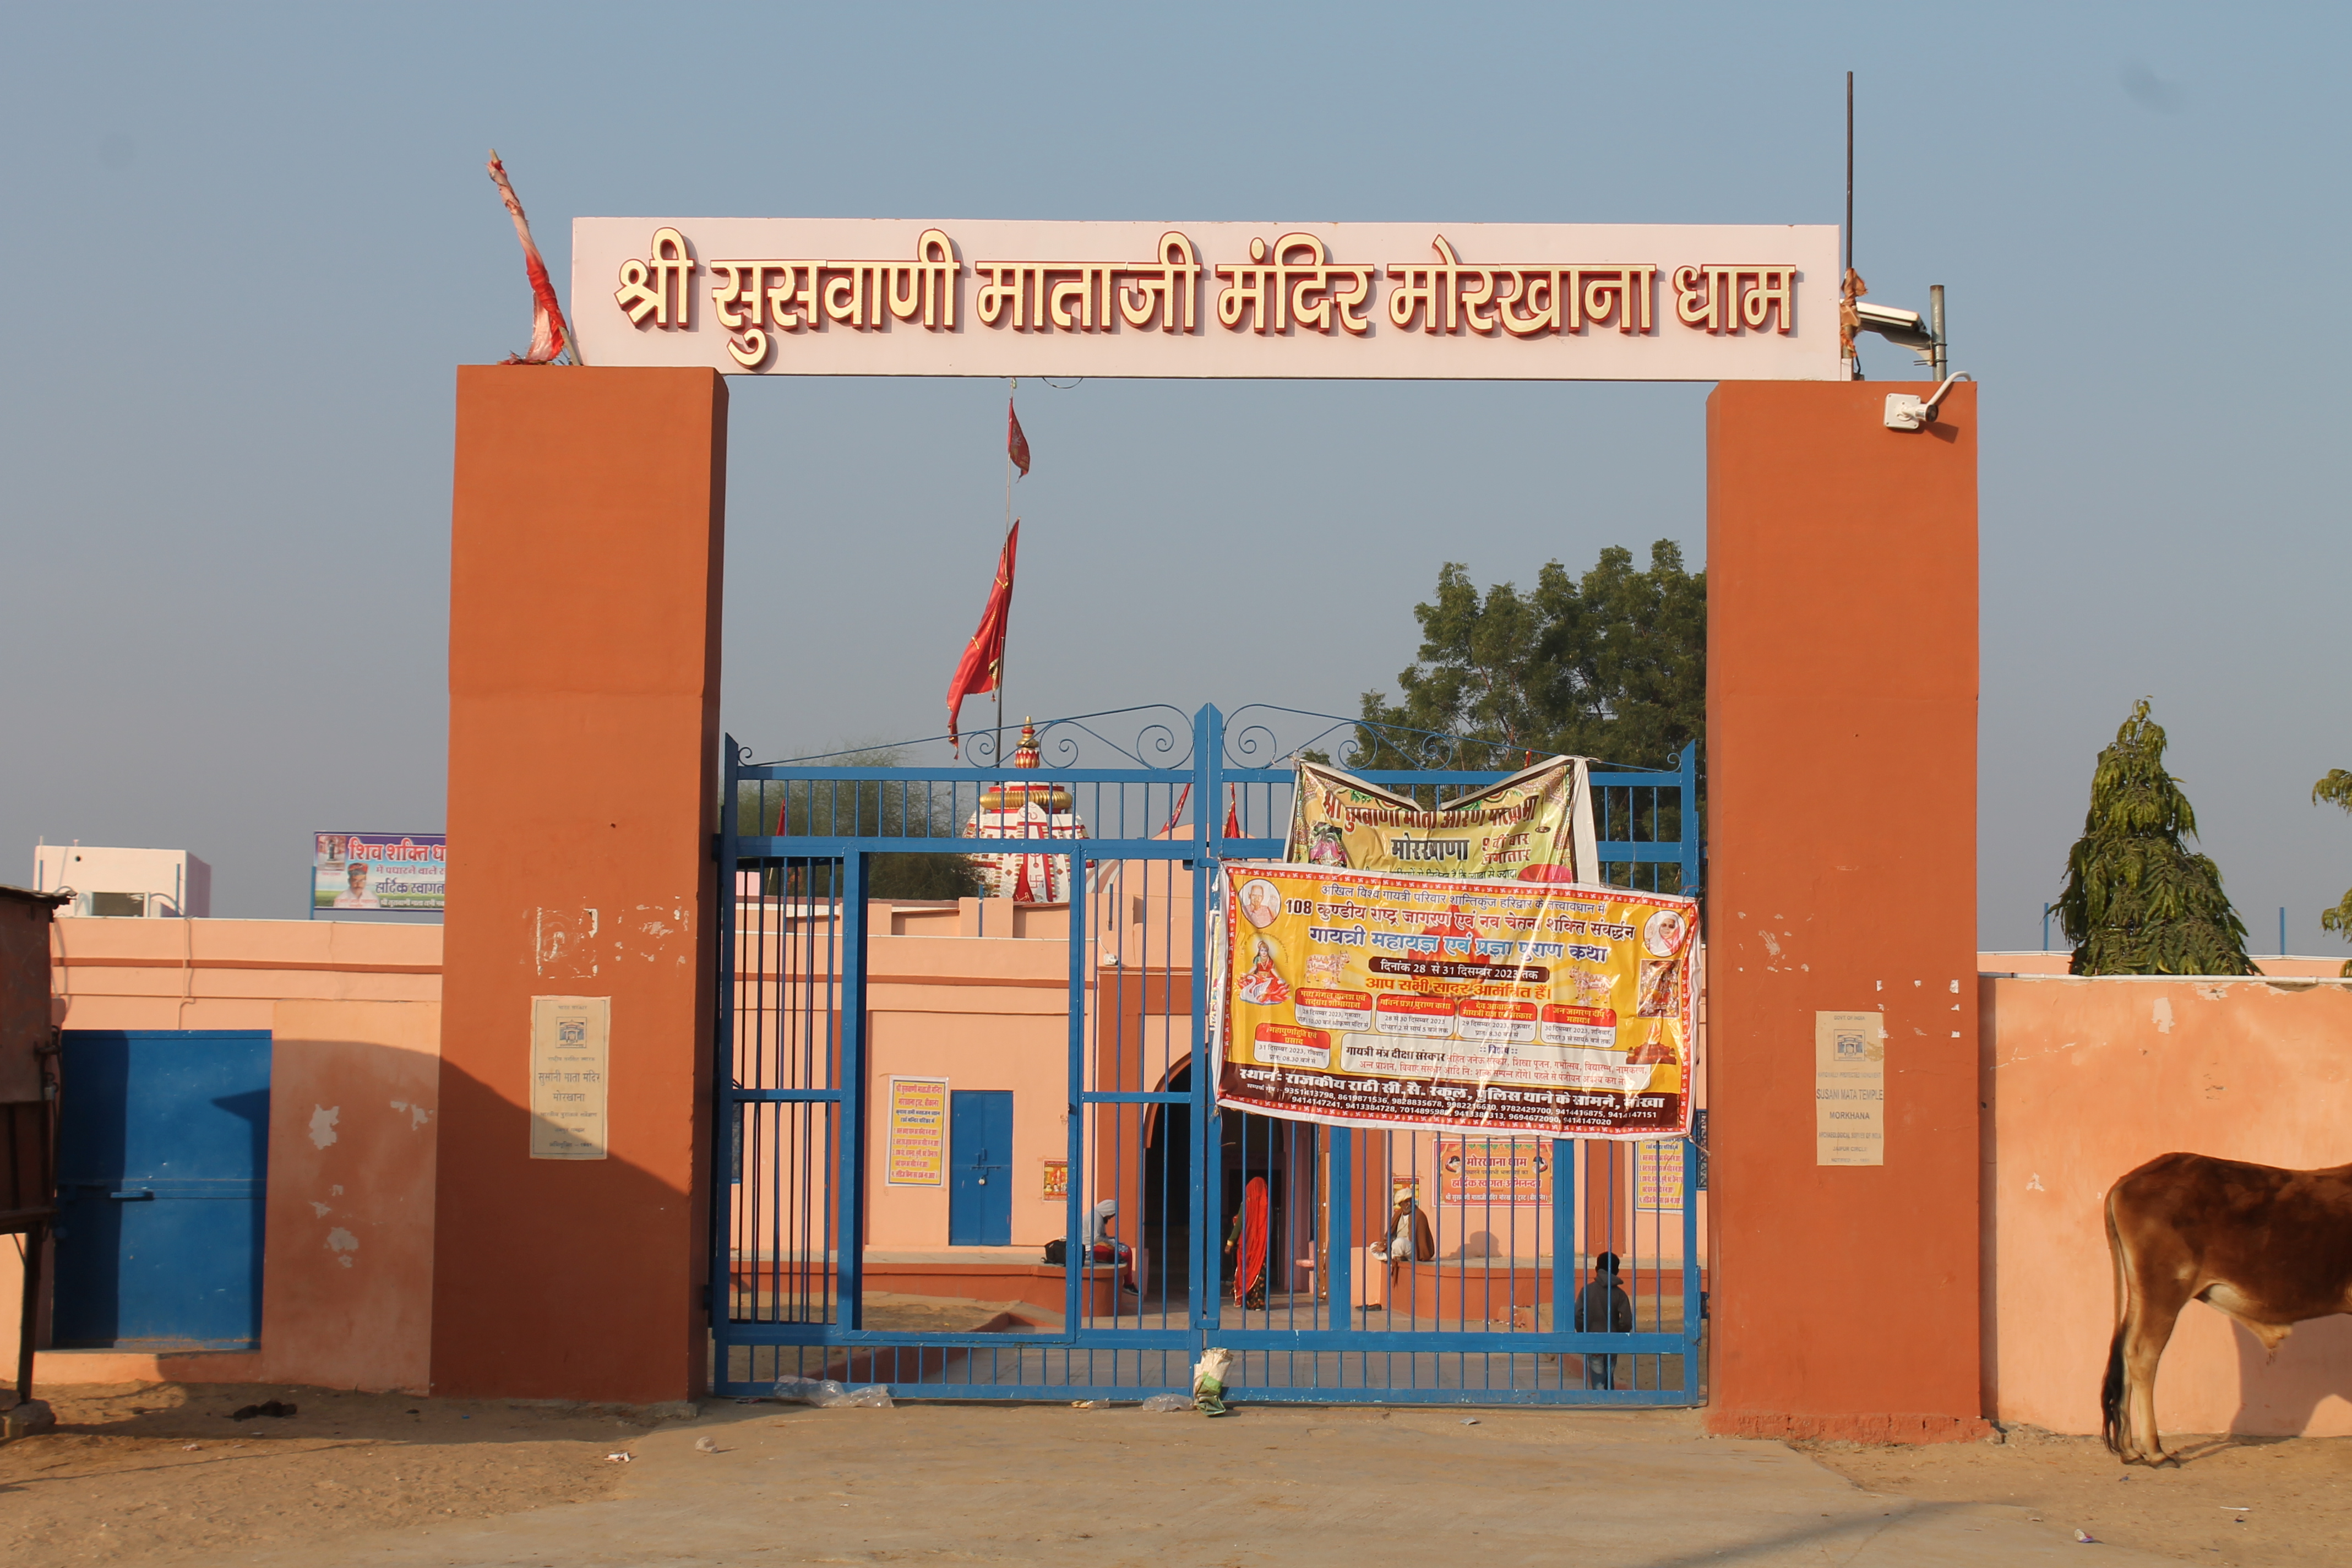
[1283,757,1598,886]
[1217,862,1695,1141]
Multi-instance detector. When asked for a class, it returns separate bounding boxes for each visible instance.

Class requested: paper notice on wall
[885,1076,948,1186]
[530,995,610,1160]
[1814,1010,1885,1166]
[1635,1139,1686,1210]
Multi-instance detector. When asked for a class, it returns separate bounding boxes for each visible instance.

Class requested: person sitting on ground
[1574,1251,1635,1390]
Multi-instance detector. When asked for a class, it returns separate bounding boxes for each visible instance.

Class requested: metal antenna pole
[1844,72,1854,281]
[1930,284,1947,381]
[1844,72,1858,380]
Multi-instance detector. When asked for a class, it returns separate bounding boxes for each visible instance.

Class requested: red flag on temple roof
[1006,397,1031,478]
[484,150,579,366]
[946,522,1019,754]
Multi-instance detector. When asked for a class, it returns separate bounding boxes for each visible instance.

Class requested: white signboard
[572,219,1840,382]
[1814,1010,1886,1167]
[531,995,610,1161]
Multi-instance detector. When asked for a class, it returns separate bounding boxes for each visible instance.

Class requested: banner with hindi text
[1283,757,1598,885]
[1216,863,1696,1141]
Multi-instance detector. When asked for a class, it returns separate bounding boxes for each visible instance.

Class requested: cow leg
[2120,1291,2187,1466]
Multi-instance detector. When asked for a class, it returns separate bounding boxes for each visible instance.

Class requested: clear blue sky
[2,3,2345,951]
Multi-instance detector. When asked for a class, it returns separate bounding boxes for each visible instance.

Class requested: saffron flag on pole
[1006,398,1031,478]
[486,150,580,366]
[946,522,1019,753]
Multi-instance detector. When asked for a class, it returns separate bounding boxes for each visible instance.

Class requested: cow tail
[2099,1320,2128,1455]
[2100,1188,2130,1456]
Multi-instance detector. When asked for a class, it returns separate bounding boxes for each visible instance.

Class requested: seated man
[1365,1177,1436,1300]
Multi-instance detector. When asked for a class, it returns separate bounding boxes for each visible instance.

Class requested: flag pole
[998,379,1016,767]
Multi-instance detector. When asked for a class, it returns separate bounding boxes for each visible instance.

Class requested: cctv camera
[1853,301,1936,353]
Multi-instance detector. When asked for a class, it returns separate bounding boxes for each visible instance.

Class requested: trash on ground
[693,1436,721,1453]
[228,1400,297,1421]
[1461,1417,1480,1425]
[1070,1399,1106,1409]
[1192,1347,1235,1417]
[604,1451,633,1463]
[1139,1393,1192,1413]
[772,1378,892,1408]
[2075,1529,2099,1544]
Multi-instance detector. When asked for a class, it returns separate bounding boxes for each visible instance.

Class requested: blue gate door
[53,1030,271,1350]
[711,704,1704,1403]
[948,1091,1013,1246]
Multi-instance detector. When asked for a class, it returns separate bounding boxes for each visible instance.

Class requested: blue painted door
[53,1030,271,1349]
[948,1091,1011,1246]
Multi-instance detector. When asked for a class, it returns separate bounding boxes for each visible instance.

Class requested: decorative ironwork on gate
[711,704,1705,1404]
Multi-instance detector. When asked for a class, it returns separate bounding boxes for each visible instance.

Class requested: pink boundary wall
[1983,973,2352,1438]
[18,912,2352,1437]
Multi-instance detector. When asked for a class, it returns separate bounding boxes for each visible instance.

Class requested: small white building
[31,845,211,918]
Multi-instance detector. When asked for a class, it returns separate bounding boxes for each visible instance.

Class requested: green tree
[736,747,983,901]
[1353,541,1706,773]
[2315,768,2352,975]
[2055,700,2254,976]
[1342,541,1705,893]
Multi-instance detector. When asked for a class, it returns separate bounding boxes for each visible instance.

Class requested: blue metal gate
[53,1030,271,1351]
[712,705,1703,1404]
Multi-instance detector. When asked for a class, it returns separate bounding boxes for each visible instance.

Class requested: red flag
[1006,397,1031,478]
[485,150,579,366]
[1223,787,1242,841]
[946,523,1019,753]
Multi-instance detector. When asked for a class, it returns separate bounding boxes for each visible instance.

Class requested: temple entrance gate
[711,703,1703,1404]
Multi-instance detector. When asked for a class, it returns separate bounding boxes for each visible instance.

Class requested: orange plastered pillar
[1703,381,1983,1444]
[431,367,726,1403]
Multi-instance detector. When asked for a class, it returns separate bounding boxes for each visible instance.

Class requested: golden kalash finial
[979,719,1070,811]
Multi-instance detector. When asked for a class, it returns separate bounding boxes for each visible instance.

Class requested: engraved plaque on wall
[531,995,610,1160]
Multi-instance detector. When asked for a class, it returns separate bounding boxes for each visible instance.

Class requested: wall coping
[1980,972,2352,984]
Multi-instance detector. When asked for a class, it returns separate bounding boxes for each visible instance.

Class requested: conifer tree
[2055,699,2254,976]
[2314,767,2352,976]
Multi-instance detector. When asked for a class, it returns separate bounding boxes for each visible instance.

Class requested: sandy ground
[1807,1424,2352,1567]
[0,1383,636,1565]
[1,1385,2342,1566]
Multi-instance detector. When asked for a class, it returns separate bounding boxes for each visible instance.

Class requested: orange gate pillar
[1704,381,1984,1443]
[432,366,727,1403]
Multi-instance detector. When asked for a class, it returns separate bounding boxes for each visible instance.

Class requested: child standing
[1573,1251,1634,1389]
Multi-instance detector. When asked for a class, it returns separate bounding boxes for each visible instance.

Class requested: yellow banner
[1283,757,1596,884]
[1218,863,1695,1140]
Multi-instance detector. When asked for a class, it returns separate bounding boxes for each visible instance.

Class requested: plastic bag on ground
[1139,1393,1191,1413]
[841,1385,894,1408]
[1191,1347,1235,1415]
[772,1378,847,1406]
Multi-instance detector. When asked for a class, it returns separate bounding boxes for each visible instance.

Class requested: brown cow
[2101,1152,2352,1464]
